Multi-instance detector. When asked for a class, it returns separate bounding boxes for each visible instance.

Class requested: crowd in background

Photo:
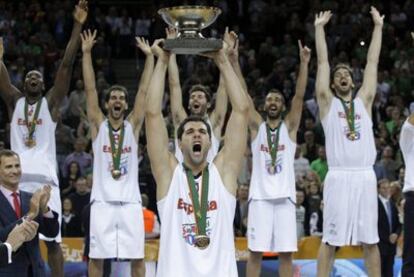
[0,0,413,243]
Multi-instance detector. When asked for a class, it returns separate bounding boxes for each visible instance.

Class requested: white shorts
[89,201,145,259]
[19,181,62,243]
[322,167,379,246]
[247,198,297,253]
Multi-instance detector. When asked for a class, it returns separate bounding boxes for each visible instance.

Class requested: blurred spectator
[300,130,321,162]
[294,145,310,182]
[142,193,160,239]
[377,178,402,277]
[65,79,86,129]
[61,198,83,237]
[307,200,324,237]
[68,176,91,218]
[117,9,133,58]
[306,181,322,215]
[390,180,403,204]
[238,147,252,185]
[310,145,328,182]
[296,189,306,240]
[135,10,151,39]
[375,145,402,181]
[62,137,92,178]
[234,184,249,237]
[61,161,81,198]
[55,113,76,168]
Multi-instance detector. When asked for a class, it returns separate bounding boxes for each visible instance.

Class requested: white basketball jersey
[10,97,58,186]
[322,97,376,167]
[156,163,237,277]
[400,120,414,192]
[91,120,141,203]
[174,118,220,163]
[249,122,296,201]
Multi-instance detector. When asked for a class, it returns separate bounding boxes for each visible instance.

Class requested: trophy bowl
[158,6,223,55]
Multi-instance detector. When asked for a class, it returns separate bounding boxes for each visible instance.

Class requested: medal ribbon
[24,98,42,141]
[266,121,282,167]
[339,98,355,135]
[108,121,125,172]
[183,163,209,237]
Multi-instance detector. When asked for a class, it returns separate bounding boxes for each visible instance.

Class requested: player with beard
[81,29,153,277]
[245,42,310,277]
[166,27,227,162]
[145,39,248,276]
[0,2,88,276]
[314,8,383,276]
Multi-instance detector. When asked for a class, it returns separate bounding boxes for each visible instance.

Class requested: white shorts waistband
[329,166,373,172]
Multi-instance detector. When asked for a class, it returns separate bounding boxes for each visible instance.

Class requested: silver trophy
[158,6,223,55]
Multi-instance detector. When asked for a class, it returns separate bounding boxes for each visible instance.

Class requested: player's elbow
[235,101,250,115]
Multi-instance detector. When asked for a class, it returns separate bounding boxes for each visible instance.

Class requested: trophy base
[164,38,223,55]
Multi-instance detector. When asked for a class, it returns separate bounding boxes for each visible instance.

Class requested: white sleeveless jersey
[249,122,296,201]
[91,120,141,203]
[399,120,414,193]
[10,97,58,186]
[156,163,237,277]
[322,97,376,167]
[174,118,220,163]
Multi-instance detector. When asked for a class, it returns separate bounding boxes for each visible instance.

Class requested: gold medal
[194,235,210,249]
[111,169,122,180]
[267,165,277,175]
[25,138,36,148]
[347,131,357,141]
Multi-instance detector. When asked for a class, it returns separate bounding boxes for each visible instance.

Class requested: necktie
[11,192,21,219]
[386,200,393,232]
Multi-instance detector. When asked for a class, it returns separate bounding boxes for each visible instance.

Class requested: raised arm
[224,28,262,140]
[0,38,23,113]
[127,37,154,138]
[285,40,311,141]
[166,28,187,127]
[314,11,333,119]
[145,39,177,200]
[358,6,384,113]
[46,0,88,117]
[208,75,227,139]
[81,29,104,140]
[210,49,249,196]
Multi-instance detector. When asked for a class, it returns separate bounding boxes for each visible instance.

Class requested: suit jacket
[0,243,9,267]
[0,190,59,277]
[377,198,402,256]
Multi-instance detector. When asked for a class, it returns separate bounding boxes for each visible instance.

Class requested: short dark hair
[176,115,212,141]
[331,63,354,84]
[266,89,286,104]
[75,176,87,183]
[296,187,306,194]
[189,84,211,102]
[377,178,390,188]
[105,85,129,103]
[0,149,19,165]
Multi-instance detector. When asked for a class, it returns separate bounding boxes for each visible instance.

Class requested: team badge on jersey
[265,156,283,175]
[344,122,361,141]
[181,219,212,247]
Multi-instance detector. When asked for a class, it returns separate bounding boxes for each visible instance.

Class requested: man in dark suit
[1,220,39,266]
[377,178,402,277]
[0,149,59,276]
